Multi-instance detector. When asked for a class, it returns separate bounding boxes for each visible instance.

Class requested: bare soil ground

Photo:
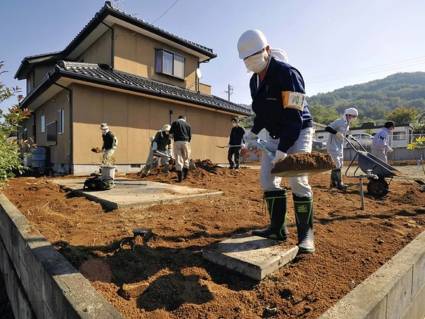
[2,166,425,319]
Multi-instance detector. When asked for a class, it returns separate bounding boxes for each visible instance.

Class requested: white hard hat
[237,29,268,59]
[344,107,358,117]
[270,48,289,63]
[162,124,171,132]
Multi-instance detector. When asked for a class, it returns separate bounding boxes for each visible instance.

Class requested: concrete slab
[203,235,299,281]
[52,178,223,210]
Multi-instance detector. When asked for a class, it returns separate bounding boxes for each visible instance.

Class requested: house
[17,1,251,175]
[315,123,414,149]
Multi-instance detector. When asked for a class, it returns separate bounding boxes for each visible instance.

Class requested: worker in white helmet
[325,107,359,190]
[238,29,315,253]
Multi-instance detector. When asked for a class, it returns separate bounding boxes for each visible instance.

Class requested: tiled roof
[22,61,252,116]
[16,1,216,79]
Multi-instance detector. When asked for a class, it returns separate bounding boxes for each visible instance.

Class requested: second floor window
[155,49,185,79]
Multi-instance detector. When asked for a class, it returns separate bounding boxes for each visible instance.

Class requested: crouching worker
[170,115,192,182]
[152,124,172,171]
[238,29,315,253]
[100,123,117,165]
[326,107,358,190]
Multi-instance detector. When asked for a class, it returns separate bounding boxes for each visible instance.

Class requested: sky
[1,0,425,111]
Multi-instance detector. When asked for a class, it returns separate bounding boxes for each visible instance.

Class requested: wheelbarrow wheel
[367,178,389,198]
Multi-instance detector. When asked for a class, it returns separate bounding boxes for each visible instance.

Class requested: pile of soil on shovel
[272,152,335,174]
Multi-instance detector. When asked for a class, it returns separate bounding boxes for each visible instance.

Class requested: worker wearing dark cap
[228,118,245,169]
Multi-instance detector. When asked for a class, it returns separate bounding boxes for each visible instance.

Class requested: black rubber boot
[335,169,347,191]
[176,171,183,182]
[183,167,189,179]
[330,169,338,188]
[293,195,315,253]
[252,190,288,241]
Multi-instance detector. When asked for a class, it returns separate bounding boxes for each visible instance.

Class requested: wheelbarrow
[344,136,400,198]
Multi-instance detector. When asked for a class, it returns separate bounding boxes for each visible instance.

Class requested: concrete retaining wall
[0,193,122,319]
[319,230,425,319]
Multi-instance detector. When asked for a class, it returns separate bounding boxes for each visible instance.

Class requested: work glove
[272,150,288,166]
[244,131,258,148]
[336,132,344,142]
[151,142,158,152]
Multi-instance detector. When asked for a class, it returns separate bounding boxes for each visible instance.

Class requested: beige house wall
[78,30,112,65]
[71,84,232,165]
[113,25,200,91]
[199,83,211,95]
[33,90,71,165]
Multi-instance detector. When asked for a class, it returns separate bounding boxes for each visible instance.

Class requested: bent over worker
[100,123,117,165]
[325,107,358,190]
[170,115,192,182]
[228,117,245,169]
[371,121,395,163]
[238,29,315,253]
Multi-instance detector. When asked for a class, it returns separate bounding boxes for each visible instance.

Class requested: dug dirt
[3,167,425,319]
[271,152,334,175]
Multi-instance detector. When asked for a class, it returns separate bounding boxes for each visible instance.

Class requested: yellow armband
[281,91,305,111]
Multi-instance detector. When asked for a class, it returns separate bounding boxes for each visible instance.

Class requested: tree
[0,61,30,181]
[386,106,418,125]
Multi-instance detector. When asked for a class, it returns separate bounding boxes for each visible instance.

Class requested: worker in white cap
[325,107,359,190]
[141,124,172,176]
[100,123,117,165]
[238,29,315,253]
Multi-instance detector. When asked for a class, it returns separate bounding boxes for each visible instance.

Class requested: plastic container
[101,165,116,180]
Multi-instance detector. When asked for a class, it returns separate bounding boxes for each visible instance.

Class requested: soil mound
[272,152,334,174]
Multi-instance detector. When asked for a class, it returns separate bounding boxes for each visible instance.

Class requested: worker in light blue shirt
[372,121,395,163]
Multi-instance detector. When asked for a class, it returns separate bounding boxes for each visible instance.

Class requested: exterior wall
[32,64,56,89]
[34,90,71,167]
[78,30,112,65]
[113,25,199,91]
[199,83,211,95]
[71,84,233,169]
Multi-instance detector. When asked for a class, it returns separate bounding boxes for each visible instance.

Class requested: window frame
[155,49,185,80]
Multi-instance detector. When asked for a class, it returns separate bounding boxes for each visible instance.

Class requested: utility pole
[225,84,234,101]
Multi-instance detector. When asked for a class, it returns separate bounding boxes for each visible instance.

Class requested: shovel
[253,139,334,177]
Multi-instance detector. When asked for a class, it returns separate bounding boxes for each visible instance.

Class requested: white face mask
[244,50,269,73]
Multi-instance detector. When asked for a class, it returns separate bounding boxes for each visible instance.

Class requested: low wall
[319,230,425,319]
[0,193,122,319]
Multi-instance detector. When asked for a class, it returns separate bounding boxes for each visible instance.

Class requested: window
[40,114,46,133]
[58,108,65,134]
[393,131,406,141]
[155,49,185,79]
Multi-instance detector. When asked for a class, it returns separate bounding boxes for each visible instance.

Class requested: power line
[152,0,180,23]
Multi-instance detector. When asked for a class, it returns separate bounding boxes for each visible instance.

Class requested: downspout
[100,21,114,69]
[52,81,73,174]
